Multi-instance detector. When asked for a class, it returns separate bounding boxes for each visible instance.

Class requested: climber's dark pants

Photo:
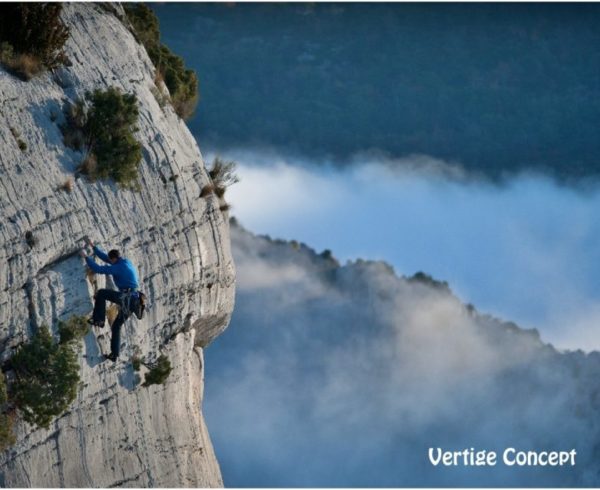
[93,289,130,358]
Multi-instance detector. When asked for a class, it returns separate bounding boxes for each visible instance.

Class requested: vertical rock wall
[0,4,235,487]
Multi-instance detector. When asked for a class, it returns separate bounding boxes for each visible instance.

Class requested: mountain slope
[204,220,600,487]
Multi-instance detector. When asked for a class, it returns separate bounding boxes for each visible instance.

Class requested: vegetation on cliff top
[125,3,198,120]
[0,3,70,80]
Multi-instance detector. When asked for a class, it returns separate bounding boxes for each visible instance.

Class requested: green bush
[0,371,15,451]
[124,3,160,49]
[143,354,172,387]
[0,3,69,78]
[151,45,198,120]
[125,4,199,120]
[86,87,142,188]
[58,315,90,345]
[11,325,80,429]
[65,88,142,188]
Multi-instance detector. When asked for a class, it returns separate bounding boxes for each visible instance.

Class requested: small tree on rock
[143,354,172,387]
[11,326,80,429]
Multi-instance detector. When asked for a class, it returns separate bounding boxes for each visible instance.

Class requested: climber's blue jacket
[85,246,139,291]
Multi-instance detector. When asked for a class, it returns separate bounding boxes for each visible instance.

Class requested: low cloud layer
[208,148,600,351]
[204,223,600,487]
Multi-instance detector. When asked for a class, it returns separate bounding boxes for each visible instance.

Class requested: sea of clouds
[207,148,600,351]
[204,218,600,487]
[202,148,600,486]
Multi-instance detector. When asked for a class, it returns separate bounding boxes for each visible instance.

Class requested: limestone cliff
[0,4,235,487]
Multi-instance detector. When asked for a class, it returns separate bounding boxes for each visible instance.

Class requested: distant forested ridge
[154,3,600,180]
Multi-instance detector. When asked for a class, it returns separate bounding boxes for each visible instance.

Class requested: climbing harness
[120,289,146,319]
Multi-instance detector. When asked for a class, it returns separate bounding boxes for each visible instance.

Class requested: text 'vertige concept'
[429,448,577,467]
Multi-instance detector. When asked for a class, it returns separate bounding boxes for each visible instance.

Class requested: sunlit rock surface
[0,4,234,487]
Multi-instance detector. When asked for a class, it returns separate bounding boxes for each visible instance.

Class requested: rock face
[0,4,235,487]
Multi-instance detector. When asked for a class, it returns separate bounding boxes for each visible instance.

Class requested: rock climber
[79,237,140,362]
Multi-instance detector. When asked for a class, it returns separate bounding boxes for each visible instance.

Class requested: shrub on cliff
[11,325,80,429]
[152,45,198,120]
[208,157,240,197]
[0,371,15,451]
[124,4,199,120]
[143,354,172,387]
[58,315,90,345]
[62,88,142,189]
[0,3,69,79]
[86,87,142,188]
[0,42,43,81]
[123,3,160,49]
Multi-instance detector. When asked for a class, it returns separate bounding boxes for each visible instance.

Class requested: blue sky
[208,148,600,352]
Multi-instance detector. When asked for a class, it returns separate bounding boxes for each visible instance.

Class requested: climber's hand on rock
[83,236,94,247]
[79,249,87,258]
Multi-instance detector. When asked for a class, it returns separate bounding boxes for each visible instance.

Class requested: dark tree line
[154,3,600,181]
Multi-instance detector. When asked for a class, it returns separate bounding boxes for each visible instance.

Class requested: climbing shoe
[103,353,118,363]
[88,318,104,328]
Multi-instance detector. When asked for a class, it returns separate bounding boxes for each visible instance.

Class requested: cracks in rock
[76,400,93,486]
[23,280,37,334]
[2,428,61,465]
[53,419,66,487]
[163,313,193,345]
[191,346,204,383]
[19,458,32,488]
[0,96,19,109]
[107,471,144,488]
[182,364,202,470]
[47,279,59,329]
[98,394,117,407]
[129,392,155,487]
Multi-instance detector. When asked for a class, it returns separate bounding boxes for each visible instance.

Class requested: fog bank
[204,222,600,487]
[210,149,600,351]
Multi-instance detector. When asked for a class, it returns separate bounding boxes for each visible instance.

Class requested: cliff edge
[0,4,235,487]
